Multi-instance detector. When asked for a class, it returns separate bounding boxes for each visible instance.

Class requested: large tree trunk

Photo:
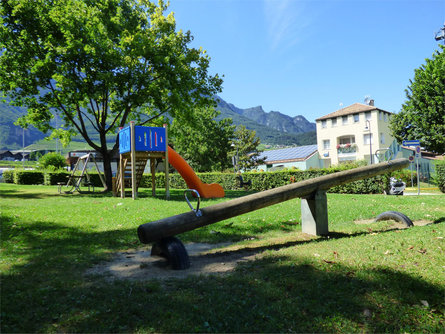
[101,150,114,192]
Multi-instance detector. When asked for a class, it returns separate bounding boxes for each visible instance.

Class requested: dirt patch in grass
[86,242,259,281]
[354,219,434,228]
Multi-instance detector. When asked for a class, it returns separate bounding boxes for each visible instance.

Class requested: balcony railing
[337,143,357,154]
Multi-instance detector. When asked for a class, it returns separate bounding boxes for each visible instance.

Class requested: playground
[1,182,444,333]
[2,124,445,333]
[2,124,445,332]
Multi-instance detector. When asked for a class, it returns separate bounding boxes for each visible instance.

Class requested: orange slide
[167,146,225,198]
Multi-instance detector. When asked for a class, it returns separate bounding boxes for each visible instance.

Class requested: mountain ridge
[0,96,317,149]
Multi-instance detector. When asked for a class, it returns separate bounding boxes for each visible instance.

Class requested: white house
[316,100,393,167]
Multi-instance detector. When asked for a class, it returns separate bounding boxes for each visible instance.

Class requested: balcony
[337,143,357,155]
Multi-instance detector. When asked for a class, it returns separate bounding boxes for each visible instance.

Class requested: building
[256,145,319,171]
[0,150,16,161]
[316,100,393,167]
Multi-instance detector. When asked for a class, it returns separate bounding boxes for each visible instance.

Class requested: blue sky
[168,0,445,122]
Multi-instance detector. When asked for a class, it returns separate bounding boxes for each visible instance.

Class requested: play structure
[59,153,106,194]
[114,122,224,199]
[138,158,410,269]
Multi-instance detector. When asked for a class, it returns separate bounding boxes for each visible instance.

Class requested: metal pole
[130,121,137,199]
[22,128,25,169]
[416,155,420,195]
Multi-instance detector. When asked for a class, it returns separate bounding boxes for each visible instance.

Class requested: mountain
[0,102,46,150]
[215,96,316,146]
[0,96,317,150]
[216,97,315,134]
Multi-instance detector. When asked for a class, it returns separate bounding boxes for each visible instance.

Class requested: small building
[0,150,15,161]
[316,100,393,167]
[256,145,319,171]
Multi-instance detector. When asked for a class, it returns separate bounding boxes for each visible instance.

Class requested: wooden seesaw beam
[138,158,409,244]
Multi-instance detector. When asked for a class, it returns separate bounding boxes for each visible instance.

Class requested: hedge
[13,170,44,185]
[3,170,15,183]
[2,164,417,195]
[140,167,390,194]
[44,171,71,185]
[434,160,445,193]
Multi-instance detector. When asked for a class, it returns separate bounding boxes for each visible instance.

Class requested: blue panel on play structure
[119,126,166,154]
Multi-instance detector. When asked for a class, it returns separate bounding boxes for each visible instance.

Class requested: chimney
[369,99,374,106]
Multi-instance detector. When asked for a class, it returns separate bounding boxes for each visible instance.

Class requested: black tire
[374,211,413,227]
[151,237,190,270]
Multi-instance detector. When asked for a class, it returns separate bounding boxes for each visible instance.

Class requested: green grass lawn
[1,183,444,333]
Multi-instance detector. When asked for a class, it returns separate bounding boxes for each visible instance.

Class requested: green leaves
[1,0,222,190]
[170,107,235,172]
[232,125,265,171]
[390,46,445,154]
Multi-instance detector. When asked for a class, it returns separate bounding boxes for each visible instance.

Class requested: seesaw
[138,158,410,269]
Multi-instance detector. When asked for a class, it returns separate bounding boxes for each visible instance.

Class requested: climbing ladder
[115,152,150,196]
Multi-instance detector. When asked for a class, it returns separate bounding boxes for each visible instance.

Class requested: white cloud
[263,0,311,52]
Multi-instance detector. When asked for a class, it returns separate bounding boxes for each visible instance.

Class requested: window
[353,114,359,123]
[323,139,330,150]
[380,133,385,144]
[342,116,348,125]
[365,111,371,121]
[321,120,327,128]
[384,113,388,122]
[364,133,373,145]
[379,112,383,121]
[331,118,337,127]
[339,136,355,145]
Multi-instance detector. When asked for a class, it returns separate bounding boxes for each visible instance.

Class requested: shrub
[140,163,397,195]
[391,168,417,186]
[38,152,67,170]
[44,171,71,185]
[13,170,44,185]
[433,160,445,193]
[3,170,14,183]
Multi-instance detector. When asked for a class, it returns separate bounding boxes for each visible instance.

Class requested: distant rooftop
[259,145,318,163]
[316,103,391,121]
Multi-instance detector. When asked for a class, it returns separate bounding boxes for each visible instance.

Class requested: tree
[0,0,222,191]
[38,152,67,170]
[390,45,445,154]
[232,125,265,171]
[170,107,234,172]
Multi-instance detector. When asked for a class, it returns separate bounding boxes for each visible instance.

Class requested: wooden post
[138,158,410,243]
[130,121,137,200]
[164,124,170,200]
[150,158,156,197]
[301,190,328,235]
[120,153,125,198]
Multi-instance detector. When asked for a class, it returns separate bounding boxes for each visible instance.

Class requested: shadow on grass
[2,213,444,333]
[0,185,256,202]
[0,188,64,199]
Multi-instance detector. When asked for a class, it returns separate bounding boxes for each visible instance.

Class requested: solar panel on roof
[259,145,318,162]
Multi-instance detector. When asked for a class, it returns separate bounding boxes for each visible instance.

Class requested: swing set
[58,152,106,194]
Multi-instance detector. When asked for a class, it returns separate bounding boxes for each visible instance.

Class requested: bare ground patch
[85,242,259,281]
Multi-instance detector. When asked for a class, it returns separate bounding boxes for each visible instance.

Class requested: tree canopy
[232,125,265,171]
[390,45,445,154]
[170,107,234,172]
[0,0,222,190]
